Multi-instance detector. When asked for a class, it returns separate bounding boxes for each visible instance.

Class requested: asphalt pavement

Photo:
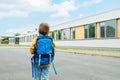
[0,48,120,80]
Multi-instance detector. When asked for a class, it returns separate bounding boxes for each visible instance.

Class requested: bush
[1,40,9,44]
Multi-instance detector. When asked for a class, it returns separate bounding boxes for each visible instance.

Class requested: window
[100,23,105,38]
[15,38,19,44]
[84,23,96,39]
[56,30,61,40]
[89,24,96,38]
[72,28,76,39]
[50,32,54,39]
[64,28,70,40]
[100,19,116,38]
[85,25,89,38]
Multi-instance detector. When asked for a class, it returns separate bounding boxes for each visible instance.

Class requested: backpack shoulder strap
[37,35,53,43]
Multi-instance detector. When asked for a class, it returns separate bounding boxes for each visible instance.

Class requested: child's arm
[29,37,37,54]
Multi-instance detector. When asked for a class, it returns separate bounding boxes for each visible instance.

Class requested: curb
[57,49,120,58]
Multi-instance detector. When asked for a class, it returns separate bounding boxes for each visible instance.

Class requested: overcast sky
[0,0,120,36]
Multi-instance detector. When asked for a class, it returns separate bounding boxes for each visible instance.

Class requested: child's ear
[48,32,50,36]
[48,31,50,34]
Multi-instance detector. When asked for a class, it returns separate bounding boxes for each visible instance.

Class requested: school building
[19,8,120,48]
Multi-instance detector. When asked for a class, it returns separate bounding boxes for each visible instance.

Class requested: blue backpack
[33,35,54,65]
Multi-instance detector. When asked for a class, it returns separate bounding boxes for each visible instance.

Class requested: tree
[15,33,21,36]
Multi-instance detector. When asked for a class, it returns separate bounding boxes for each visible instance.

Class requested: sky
[0,0,120,36]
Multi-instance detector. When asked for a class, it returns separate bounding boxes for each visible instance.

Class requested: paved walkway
[0,48,120,80]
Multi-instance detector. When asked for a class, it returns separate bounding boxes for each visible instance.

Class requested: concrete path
[0,48,120,80]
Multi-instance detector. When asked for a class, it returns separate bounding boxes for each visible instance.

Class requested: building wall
[20,42,32,45]
[9,38,15,44]
[61,29,64,40]
[76,26,84,39]
[117,18,120,38]
[96,22,100,39]
[55,39,120,48]
[9,37,19,44]
[20,39,120,48]
[70,28,72,40]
